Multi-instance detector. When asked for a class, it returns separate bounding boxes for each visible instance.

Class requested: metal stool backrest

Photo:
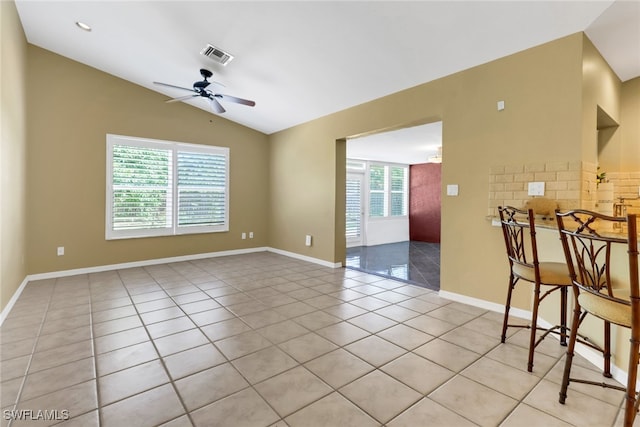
[555,210,638,309]
[498,206,539,280]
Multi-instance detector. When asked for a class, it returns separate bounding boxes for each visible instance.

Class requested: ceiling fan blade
[166,94,199,103]
[218,94,256,107]
[153,81,196,93]
[209,97,226,114]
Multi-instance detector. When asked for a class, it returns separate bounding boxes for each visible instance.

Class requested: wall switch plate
[528,182,545,196]
[241,232,246,240]
[249,232,254,239]
[497,100,505,111]
[305,235,312,246]
[57,246,64,256]
[446,184,459,196]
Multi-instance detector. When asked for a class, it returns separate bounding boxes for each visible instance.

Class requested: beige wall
[620,77,640,172]
[25,47,270,275]
[2,20,638,319]
[1,1,28,311]
[270,33,585,308]
[581,34,622,168]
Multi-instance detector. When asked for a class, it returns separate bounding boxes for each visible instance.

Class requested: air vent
[200,44,234,66]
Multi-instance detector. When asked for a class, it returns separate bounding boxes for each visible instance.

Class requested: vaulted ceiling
[15,1,640,136]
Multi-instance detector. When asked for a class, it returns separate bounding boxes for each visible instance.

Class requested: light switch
[528,182,545,196]
[447,184,459,196]
[497,100,505,111]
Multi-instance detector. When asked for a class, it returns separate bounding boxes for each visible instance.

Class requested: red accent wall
[409,163,441,242]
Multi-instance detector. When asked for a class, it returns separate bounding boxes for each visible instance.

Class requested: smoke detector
[200,44,234,66]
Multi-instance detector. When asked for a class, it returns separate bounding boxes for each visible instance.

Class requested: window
[369,165,386,217]
[106,134,229,239]
[368,163,408,218]
[390,166,407,216]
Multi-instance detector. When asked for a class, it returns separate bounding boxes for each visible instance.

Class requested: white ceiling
[347,122,443,165]
[14,1,640,136]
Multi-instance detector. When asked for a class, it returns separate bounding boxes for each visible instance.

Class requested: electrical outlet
[528,182,545,196]
[249,232,254,239]
[305,235,312,246]
[57,246,64,256]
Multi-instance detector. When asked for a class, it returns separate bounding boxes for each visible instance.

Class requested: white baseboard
[267,248,342,268]
[27,247,270,281]
[0,246,341,324]
[0,276,30,327]
[439,290,532,320]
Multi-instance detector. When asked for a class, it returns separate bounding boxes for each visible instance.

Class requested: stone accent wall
[582,161,598,211]
[488,160,586,217]
[606,171,640,215]
[488,162,640,217]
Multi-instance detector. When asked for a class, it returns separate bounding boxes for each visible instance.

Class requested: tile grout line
[7,253,627,426]
[5,280,55,427]
[166,260,394,423]
[145,258,302,425]
[176,259,322,425]
[114,267,196,427]
[160,261,279,425]
[84,273,102,427]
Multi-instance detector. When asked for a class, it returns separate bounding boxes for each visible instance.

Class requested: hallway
[345,241,440,291]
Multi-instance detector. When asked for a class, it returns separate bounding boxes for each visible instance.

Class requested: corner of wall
[1,0,29,312]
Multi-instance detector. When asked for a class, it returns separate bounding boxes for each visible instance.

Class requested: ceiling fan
[153,69,255,114]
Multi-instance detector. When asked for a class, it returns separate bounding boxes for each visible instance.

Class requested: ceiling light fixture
[75,21,92,32]
[428,147,443,163]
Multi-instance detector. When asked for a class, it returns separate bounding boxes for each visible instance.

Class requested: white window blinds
[106,134,229,239]
[177,151,227,228]
[346,177,362,239]
[367,163,408,218]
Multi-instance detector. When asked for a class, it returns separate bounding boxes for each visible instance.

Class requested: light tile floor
[0,252,635,426]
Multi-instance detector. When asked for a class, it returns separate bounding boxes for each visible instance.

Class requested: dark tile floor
[345,241,440,291]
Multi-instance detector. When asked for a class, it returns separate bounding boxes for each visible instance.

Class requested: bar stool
[556,210,639,427]
[498,206,572,372]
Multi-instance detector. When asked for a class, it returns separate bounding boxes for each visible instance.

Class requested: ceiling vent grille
[200,44,234,66]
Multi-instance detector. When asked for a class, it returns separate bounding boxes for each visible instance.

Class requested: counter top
[489,215,640,239]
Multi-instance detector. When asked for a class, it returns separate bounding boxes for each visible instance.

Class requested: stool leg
[603,321,612,378]
[501,274,516,343]
[559,301,582,404]
[560,286,568,346]
[624,320,640,427]
[623,336,640,426]
[528,281,542,372]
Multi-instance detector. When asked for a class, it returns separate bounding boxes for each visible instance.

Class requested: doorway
[344,122,442,288]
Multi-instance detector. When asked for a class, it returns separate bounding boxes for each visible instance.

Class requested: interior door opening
[344,122,442,289]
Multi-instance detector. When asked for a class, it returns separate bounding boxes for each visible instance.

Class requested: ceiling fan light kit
[153,69,255,115]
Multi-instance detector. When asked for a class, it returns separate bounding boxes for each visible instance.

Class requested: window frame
[366,162,409,219]
[106,134,229,240]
